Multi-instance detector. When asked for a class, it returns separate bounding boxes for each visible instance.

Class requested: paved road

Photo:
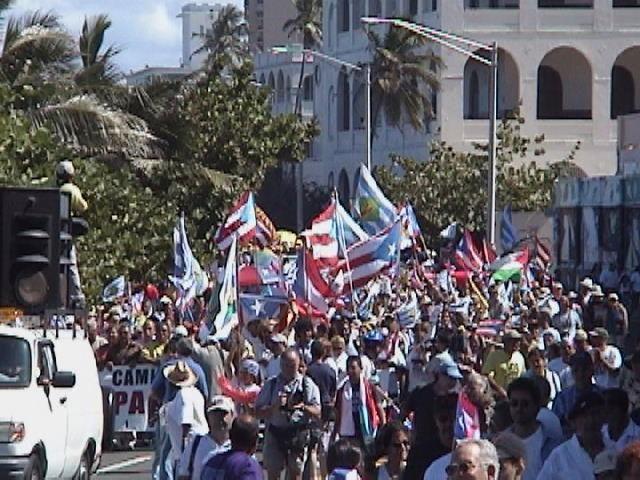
[96,449,153,480]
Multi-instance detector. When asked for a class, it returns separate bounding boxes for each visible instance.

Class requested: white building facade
[295,0,640,200]
[179,3,225,70]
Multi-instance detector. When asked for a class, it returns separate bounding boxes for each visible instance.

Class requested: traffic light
[0,187,64,314]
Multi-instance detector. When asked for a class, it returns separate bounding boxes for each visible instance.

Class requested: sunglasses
[445,461,478,476]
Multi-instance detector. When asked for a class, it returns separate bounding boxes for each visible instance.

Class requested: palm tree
[75,14,121,88]
[283,0,322,116]
[0,9,162,159]
[367,25,441,140]
[192,5,249,69]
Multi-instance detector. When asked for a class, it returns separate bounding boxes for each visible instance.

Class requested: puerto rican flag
[533,235,551,271]
[454,390,481,440]
[454,230,484,272]
[336,220,403,292]
[293,248,334,315]
[307,197,368,268]
[214,192,257,250]
[255,206,276,247]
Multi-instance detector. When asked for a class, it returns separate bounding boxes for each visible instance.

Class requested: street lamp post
[360,18,499,245]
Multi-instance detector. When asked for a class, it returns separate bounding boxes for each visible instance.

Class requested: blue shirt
[151,356,209,403]
[201,449,263,480]
[552,383,601,424]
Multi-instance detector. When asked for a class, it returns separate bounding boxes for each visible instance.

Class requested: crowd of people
[86,260,640,480]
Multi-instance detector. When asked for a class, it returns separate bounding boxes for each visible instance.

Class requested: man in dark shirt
[307,339,338,422]
[201,414,263,480]
[402,354,463,480]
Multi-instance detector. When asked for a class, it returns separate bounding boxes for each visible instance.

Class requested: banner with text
[100,364,158,432]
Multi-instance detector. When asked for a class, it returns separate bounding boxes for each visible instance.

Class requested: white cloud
[7,0,244,72]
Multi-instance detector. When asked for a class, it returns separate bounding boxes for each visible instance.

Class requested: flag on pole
[490,249,530,282]
[533,235,551,271]
[102,275,126,303]
[212,237,239,340]
[255,206,276,247]
[254,248,282,284]
[169,214,205,310]
[454,230,483,272]
[337,220,403,292]
[239,293,288,323]
[440,222,458,240]
[353,164,398,235]
[398,203,422,250]
[454,390,481,440]
[500,204,518,252]
[308,197,369,267]
[214,192,257,250]
[293,248,334,315]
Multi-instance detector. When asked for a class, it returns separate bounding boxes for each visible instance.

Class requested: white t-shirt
[423,452,451,480]
[537,435,606,480]
[537,408,563,441]
[522,426,544,480]
[593,345,622,388]
[165,386,209,461]
[177,435,230,480]
[548,357,574,388]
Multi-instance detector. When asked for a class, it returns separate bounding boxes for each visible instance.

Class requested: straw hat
[163,360,197,388]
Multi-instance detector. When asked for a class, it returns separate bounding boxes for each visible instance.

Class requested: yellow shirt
[60,182,88,214]
[482,349,526,389]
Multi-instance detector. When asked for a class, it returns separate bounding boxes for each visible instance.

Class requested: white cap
[174,325,188,337]
[56,160,75,178]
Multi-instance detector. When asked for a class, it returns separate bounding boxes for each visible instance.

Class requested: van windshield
[0,336,31,388]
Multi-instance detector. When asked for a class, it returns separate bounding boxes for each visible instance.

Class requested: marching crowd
[87,263,640,480]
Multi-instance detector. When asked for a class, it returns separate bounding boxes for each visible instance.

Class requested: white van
[0,325,103,479]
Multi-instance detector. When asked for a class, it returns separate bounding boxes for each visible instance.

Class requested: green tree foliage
[0,85,173,299]
[375,115,580,243]
[155,60,317,242]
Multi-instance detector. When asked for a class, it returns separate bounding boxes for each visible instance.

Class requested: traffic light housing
[0,187,68,314]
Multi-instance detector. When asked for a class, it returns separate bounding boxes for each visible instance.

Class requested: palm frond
[29,95,165,159]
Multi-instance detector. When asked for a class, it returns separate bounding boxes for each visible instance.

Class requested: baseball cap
[207,395,235,415]
[439,354,463,380]
[589,327,609,340]
[240,359,260,377]
[174,325,188,337]
[568,391,604,421]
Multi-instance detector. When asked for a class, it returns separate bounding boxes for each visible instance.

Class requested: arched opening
[328,3,335,48]
[259,73,266,85]
[328,86,336,139]
[352,0,364,30]
[328,172,335,190]
[303,75,314,100]
[276,70,285,103]
[338,169,350,205]
[537,47,592,119]
[352,76,366,130]
[285,75,291,103]
[339,0,350,32]
[337,69,351,131]
[268,72,275,104]
[369,0,382,16]
[611,47,640,119]
[463,48,519,119]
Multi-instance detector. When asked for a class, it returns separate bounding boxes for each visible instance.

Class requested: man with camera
[255,348,321,480]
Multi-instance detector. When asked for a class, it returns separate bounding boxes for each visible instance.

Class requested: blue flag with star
[239,293,288,322]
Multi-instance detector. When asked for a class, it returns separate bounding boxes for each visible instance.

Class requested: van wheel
[24,453,44,480]
[73,451,91,480]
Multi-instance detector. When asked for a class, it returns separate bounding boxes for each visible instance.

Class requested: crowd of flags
[94,163,553,341]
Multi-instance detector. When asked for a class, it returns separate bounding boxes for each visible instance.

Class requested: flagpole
[335,190,358,317]
[235,236,242,329]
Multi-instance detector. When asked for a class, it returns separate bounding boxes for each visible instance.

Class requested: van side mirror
[52,371,76,388]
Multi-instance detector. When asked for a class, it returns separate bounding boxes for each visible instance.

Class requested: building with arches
[283,0,640,195]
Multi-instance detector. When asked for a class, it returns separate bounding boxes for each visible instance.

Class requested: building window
[268,72,275,104]
[338,169,350,205]
[409,0,418,15]
[538,0,592,7]
[339,0,351,32]
[465,0,519,8]
[276,70,285,103]
[537,47,592,119]
[338,70,351,131]
[611,47,640,119]
[303,75,314,100]
[613,0,640,6]
[352,76,366,130]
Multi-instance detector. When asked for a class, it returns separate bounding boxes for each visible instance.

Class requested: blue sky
[7,1,244,73]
